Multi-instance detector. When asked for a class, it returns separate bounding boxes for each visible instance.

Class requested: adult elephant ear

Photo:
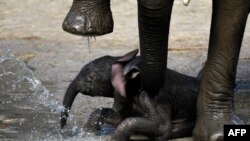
[111,49,139,98]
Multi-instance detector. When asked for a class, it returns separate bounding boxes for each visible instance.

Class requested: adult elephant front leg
[138,0,174,95]
[193,0,250,140]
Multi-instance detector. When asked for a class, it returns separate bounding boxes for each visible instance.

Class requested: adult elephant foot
[193,112,243,141]
[62,0,113,36]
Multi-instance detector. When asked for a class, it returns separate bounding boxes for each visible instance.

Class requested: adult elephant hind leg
[193,0,250,141]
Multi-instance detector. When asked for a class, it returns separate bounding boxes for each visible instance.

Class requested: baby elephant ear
[111,49,139,97]
[123,57,141,80]
[116,49,139,62]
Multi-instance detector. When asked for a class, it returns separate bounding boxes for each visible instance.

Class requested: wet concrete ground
[0,0,250,140]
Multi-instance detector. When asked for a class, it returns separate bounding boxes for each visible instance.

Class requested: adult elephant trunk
[138,0,174,95]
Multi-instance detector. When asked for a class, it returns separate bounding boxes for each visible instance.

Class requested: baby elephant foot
[105,135,121,141]
[105,135,116,141]
[85,108,114,132]
[105,135,129,141]
[105,112,125,126]
[193,113,244,141]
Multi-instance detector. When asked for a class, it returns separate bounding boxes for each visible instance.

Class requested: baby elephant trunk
[62,0,113,36]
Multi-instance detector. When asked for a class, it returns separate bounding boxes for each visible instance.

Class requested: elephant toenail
[211,133,224,141]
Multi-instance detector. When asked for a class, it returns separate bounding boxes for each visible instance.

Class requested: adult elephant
[62,0,250,140]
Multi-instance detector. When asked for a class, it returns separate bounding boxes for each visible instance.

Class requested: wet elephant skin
[62,0,113,36]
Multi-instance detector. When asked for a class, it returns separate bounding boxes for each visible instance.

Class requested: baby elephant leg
[106,117,171,141]
[106,91,172,141]
[85,108,114,132]
[85,108,128,132]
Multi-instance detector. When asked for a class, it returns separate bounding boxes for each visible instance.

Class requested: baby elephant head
[62,0,114,36]
[60,49,140,128]
[111,50,141,112]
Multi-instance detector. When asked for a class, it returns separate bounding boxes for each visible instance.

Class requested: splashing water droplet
[93,36,96,43]
[83,36,91,53]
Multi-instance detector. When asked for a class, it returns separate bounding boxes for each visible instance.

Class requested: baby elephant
[61,49,201,140]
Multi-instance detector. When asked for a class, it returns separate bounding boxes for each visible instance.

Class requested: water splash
[0,49,36,94]
[0,49,105,141]
[0,49,62,111]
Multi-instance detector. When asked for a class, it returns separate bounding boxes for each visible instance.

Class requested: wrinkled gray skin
[193,1,250,140]
[61,50,201,140]
[62,0,113,36]
[63,0,250,140]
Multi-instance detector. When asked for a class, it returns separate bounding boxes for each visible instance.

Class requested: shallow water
[0,49,108,141]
